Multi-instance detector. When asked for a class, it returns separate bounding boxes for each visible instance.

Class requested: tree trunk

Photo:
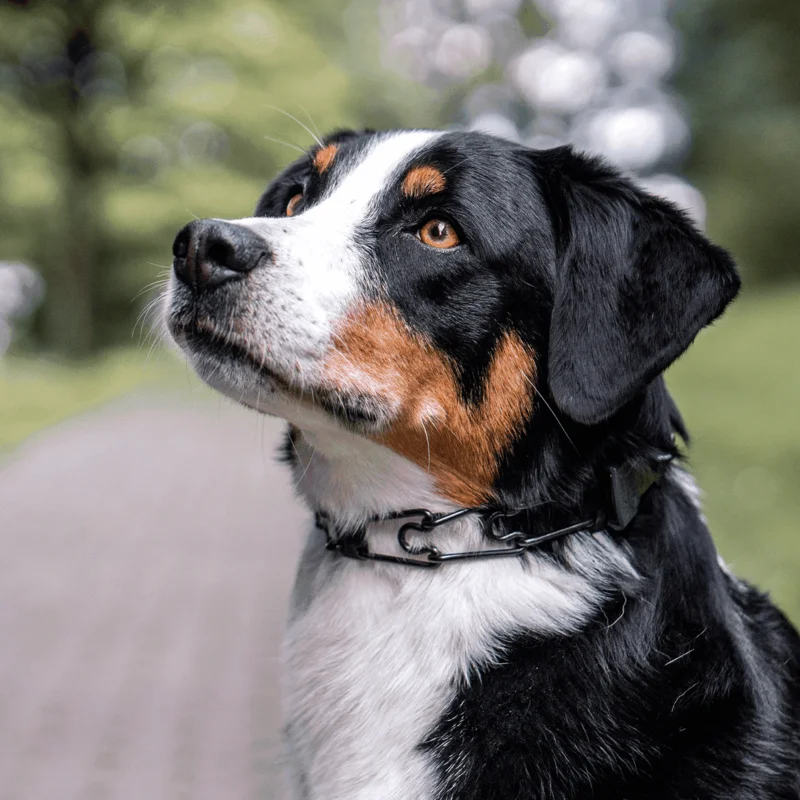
[39,8,100,357]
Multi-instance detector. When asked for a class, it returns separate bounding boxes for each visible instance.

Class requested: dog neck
[289,425,463,528]
[287,423,669,567]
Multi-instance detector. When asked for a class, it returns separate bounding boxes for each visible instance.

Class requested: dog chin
[187,346,284,406]
[173,328,394,439]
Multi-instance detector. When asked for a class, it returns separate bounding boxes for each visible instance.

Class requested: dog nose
[172,219,269,291]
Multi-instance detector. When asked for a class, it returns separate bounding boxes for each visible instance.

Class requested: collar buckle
[608,452,673,530]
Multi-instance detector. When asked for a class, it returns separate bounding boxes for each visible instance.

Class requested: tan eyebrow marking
[313,143,338,174]
[402,165,447,199]
[323,302,535,507]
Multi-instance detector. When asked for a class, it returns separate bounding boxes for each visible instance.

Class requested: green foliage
[0,0,440,356]
[676,0,800,285]
[2,0,798,356]
[0,348,184,449]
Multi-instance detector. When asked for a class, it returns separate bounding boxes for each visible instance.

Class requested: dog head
[166,130,739,509]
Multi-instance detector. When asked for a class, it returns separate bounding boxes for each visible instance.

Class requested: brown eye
[418,218,460,249]
[286,192,303,217]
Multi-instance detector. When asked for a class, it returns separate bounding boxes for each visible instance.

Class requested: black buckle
[608,452,673,529]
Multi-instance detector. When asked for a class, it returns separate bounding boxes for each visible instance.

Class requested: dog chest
[282,556,459,798]
[281,528,600,799]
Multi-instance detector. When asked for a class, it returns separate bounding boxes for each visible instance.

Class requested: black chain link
[318,507,605,569]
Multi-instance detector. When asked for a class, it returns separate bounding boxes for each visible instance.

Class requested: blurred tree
[0,0,437,356]
[676,0,800,284]
[0,0,121,354]
[7,0,794,358]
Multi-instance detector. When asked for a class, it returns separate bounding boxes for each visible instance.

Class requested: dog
[165,129,800,799]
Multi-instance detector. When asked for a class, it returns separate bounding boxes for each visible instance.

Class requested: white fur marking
[221,131,440,391]
[282,431,632,800]
[283,518,601,800]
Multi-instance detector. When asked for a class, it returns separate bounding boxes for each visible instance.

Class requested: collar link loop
[316,454,673,569]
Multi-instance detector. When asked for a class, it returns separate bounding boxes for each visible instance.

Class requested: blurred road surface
[0,396,307,800]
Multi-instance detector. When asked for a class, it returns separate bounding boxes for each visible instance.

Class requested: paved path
[0,397,307,800]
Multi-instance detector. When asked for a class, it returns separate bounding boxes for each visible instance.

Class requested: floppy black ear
[539,148,740,425]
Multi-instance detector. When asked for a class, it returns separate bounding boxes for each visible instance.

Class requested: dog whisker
[440,156,471,177]
[297,104,323,140]
[264,104,323,149]
[520,371,579,454]
[131,277,170,304]
[664,648,695,667]
[263,134,307,155]
[420,419,432,473]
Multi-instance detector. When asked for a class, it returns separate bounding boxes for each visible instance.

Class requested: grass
[2,287,798,623]
[0,348,189,450]
[667,285,800,623]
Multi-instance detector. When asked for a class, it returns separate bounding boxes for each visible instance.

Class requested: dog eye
[286,192,304,217]
[418,218,460,249]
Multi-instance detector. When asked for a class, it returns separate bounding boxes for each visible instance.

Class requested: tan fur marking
[314,144,338,174]
[402,166,447,199]
[324,303,535,506]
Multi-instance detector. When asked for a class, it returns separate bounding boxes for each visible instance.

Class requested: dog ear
[538,147,740,426]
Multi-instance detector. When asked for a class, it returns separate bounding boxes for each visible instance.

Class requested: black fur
[254,130,799,798]
[425,480,800,799]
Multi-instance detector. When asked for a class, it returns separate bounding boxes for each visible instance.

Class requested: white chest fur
[281,520,612,800]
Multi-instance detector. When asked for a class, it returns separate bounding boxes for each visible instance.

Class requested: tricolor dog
[165,130,800,799]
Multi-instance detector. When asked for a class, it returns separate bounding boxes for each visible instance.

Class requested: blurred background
[0,0,798,797]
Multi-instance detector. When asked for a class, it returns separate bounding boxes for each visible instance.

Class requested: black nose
[172,219,269,291]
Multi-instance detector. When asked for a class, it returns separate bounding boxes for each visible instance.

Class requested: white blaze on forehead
[210,130,443,385]
[236,129,442,234]
[307,129,443,224]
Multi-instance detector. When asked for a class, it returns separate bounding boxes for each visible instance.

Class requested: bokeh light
[381,0,706,225]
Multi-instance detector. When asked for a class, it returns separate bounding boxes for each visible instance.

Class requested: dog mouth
[169,313,390,431]
[169,314,292,392]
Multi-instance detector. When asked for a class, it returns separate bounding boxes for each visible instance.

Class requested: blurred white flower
[380,0,701,217]
[0,263,45,319]
[0,262,45,355]
[513,42,606,114]
[465,0,523,16]
[468,112,520,141]
[608,29,675,83]
[435,24,493,78]
[539,0,625,49]
[581,106,668,170]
